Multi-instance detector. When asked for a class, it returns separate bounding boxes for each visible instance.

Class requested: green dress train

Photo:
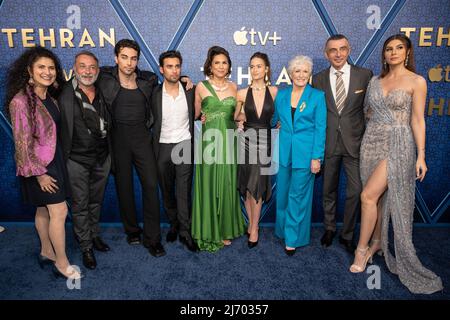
[191,81,245,252]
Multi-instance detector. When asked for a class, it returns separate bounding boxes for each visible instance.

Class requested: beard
[165,75,180,84]
[74,70,98,86]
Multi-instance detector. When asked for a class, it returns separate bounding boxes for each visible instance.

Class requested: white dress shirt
[329,62,351,102]
[160,82,191,144]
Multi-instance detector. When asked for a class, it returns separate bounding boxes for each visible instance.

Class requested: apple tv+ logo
[428,65,450,82]
[233,27,281,46]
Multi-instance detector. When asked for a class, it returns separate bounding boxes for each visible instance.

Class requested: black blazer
[58,79,111,162]
[312,65,373,158]
[97,66,158,129]
[150,83,195,159]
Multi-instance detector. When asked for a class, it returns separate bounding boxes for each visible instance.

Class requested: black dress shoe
[37,254,54,269]
[93,237,110,252]
[248,240,258,249]
[126,234,142,245]
[179,235,199,252]
[339,236,356,253]
[320,230,336,247]
[147,242,166,257]
[166,227,178,243]
[284,248,296,256]
[82,249,97,269]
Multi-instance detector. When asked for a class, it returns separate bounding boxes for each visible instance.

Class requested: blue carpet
[0,225,448,300]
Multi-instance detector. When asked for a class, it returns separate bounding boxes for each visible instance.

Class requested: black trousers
[112,123,161,246]
[156,141,193,239]
[67,156,111,251]
[322,133,362,240]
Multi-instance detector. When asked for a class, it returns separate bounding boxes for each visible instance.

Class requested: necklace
[251,85,266,91]
[209,80,228,92]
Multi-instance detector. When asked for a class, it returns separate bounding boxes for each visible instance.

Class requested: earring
[264,71,270,86]
[28,77,34,86]
[52,81,59,89]
[404,55,409,67]
[383,60,387,69]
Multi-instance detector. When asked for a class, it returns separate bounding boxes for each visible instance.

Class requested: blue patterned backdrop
[0,0,448,224]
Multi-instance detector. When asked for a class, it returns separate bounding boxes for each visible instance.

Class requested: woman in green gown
[191,46,245,252]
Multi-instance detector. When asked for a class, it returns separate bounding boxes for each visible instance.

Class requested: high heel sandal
[52,264,84,280]
[369,239,383,257]
[349,247,373,273]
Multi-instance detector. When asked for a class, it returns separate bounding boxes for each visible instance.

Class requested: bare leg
[369,200,384,254]
[35,206,56,260]
[249,195,262,242]
[351,160,388,271]
[47,202,80,278]
[245,191,252,234]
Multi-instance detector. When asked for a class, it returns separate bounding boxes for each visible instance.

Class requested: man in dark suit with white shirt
[312,34,373,252]
[151,50,198,252]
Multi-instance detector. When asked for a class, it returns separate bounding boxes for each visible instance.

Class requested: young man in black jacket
[96,39,167,257]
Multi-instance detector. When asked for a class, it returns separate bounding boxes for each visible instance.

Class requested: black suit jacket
[150,83,195,159]
[312,65,373,158]
[58,79,111,162]
[97,66,158,129]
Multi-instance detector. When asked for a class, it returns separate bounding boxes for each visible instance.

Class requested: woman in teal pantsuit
[272,55,327,255]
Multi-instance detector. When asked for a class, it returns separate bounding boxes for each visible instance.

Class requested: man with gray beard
[59,51,111,270]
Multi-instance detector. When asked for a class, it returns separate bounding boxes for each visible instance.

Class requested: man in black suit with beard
[312,34,373,253]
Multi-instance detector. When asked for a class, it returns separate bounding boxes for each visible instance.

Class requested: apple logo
[428,65,443,82]
[234,27,248,46]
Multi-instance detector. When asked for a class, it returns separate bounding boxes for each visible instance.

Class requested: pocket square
[354,89,364,94]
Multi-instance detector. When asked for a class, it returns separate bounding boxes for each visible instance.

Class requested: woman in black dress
[6,47,82,279]
[235,52,278,248]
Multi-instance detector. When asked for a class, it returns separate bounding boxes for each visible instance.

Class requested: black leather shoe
[248,240,258,249]
[82,249,97,269]
[320,230,336,247]
[339,236,356,253]
[93,237,110,252]
[179,235,199,252]
[37,254,54,269]
[147,242,166,257]
[166,227,178,243]
[127,234,142,245]
[284,248,296,256]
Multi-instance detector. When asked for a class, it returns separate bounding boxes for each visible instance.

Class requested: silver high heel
[349,247,373,273]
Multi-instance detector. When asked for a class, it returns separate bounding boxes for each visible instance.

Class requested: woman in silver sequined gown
[350,34,443,294]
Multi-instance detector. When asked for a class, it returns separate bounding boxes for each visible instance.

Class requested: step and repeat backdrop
[0,0,448,224]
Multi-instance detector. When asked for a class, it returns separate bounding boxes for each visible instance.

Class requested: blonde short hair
[287,55,313,76]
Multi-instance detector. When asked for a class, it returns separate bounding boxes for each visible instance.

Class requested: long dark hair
[5,46,64,119]
[203,46,232,77]
[380,33,415,78]
[250,52,271,86]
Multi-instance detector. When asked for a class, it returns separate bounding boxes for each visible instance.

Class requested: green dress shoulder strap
[202,80,219,99]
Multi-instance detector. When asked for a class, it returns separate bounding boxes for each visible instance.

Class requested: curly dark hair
[5,46,64,119]
[203,46,232,77]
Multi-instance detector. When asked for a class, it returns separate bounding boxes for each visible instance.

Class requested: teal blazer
[272,84,327,169]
